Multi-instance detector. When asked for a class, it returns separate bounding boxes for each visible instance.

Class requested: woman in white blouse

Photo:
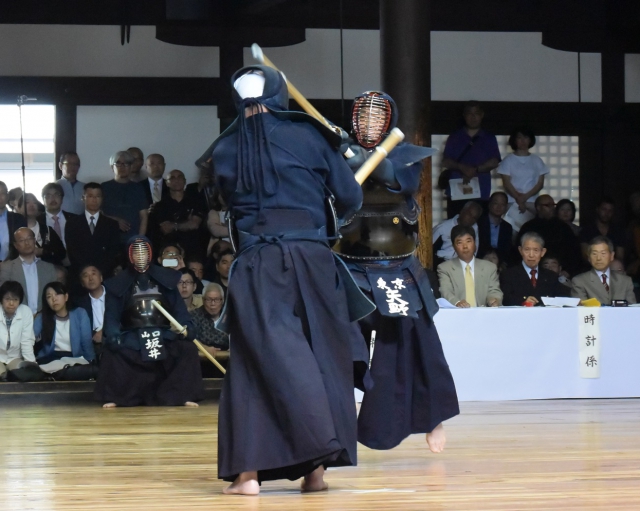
[0,281,37,381]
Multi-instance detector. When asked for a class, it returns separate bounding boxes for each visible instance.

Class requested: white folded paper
[541,296,580,307]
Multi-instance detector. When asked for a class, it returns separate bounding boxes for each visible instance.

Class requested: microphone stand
[16,95,37,199]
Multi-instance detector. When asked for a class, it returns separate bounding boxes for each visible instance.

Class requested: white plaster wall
[76,106,219,184]
[625,54,640,103]
[0,25,219,77]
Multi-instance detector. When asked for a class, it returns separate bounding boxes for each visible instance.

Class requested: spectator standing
[140,154,169,205]
[441,101,501,217]
[23,193,66,266]
[65,182,121,280]
[56,151,86,215]
[41,182,77,251]
[127,147,145,182]
[498,127,549,215]
[101,151,149,243]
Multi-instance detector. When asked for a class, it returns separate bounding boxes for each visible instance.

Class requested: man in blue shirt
[56,152,86,215]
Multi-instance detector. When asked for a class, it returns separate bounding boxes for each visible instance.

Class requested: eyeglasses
[178,280,195,286]
[113,162,131,168]
[204,297,223,304]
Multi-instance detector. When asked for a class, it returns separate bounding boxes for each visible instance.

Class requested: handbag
[437,134,480,191]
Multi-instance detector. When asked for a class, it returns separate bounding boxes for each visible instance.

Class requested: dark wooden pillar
[218,43,244,132]
[380,0,433,267]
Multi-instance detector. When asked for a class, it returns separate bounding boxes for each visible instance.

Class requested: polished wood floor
[1,399,639,510]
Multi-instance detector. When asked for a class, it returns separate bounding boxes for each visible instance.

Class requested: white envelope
[449,177,481,200]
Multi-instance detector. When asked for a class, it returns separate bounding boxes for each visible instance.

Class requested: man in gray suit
[0,227,58,314]
[571,235,636,305]
[437,224,503,307]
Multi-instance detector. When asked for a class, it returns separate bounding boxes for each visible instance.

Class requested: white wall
[0,24,606,102]
[0,25,219,77]
[76,106,219,184]
[625,54,640,103]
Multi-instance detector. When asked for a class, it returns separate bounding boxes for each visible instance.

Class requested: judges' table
[435,307,640,402]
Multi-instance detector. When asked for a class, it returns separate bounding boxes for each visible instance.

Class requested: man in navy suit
[500,231,570,306]
[477,191,513,264]
[65,182,121,281]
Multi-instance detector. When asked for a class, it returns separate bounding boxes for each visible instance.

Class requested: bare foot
[301,466,328,493]
[184,401,199,407]
[102,403,117,409]
[223,471,259,495]
[426,423,446,453]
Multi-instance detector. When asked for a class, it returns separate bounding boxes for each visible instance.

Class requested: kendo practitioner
[94,236,204,407]
[197,65,374,495]
[334,91,460,452]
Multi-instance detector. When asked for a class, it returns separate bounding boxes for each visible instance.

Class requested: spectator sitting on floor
[500,232,571,306]
[433,201,483,266]
[437,225,502,308]
[190,282,229,377]
[34,282,97,380]
[212,248,234,295]
[0,281,39,382]
[178,268,202,312]
[571,236,636,305]
[541,253,573,292]
[73,265,107,351]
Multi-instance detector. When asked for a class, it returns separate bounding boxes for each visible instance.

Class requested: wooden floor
[1,399,639,511]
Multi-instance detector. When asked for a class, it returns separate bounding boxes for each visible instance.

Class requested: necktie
[602,274,610,293]
[153,181,160,202]
[52,215,62,238]
[530,268,537,288]
[465,264,476,307]
[89,216,96,235]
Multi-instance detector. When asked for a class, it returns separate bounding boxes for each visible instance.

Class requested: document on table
[541,296,581,307]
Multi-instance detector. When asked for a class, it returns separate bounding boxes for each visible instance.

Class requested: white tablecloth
[435,307,640,401]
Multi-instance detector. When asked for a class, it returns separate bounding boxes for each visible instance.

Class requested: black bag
[437,134,480,190]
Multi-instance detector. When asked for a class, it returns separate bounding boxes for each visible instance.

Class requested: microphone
[17,95,37,105]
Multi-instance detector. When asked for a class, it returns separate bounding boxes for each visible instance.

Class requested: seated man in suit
[432,201,483,266]
[0,181,27,262]
[571,235,636,305]
[477,191,513,263]
[65,182,121,282]
[73,265,107,353]
[501,231,571,306]
[0,227,58,314]
[437,225,502,307]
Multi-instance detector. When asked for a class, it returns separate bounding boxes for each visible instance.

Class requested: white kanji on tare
[376,277,410,316]
[143,330,163,359]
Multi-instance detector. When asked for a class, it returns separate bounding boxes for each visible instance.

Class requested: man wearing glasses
[190,282,228,377]
[0,227,58,314]
[101,150,149,244]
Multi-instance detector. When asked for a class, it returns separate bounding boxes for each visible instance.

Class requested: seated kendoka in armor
[94,236,204,407]
[334,91,460,452]
[197,65,374,495]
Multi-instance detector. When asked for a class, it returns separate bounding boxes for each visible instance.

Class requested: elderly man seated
[500,232,571,306]
[437,225,502,307]
[571,235,636,305]
[190,282,228,377]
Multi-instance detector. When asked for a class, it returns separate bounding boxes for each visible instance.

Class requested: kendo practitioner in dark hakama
[334,91,460,452]
[94,236,204,407]
[197,66,373,495]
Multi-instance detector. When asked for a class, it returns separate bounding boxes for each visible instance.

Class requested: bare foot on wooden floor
[301,466,328,493]
[102,403,117,409]
[426,423,446,453]
[184,401,199,407]
[223,471,259,495]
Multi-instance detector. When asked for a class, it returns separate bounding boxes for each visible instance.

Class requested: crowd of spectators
[433,102,640,308]
[0,148,231,382]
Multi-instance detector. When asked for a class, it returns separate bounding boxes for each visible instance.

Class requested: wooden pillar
[380,0,433,267]
[218,43,244,131]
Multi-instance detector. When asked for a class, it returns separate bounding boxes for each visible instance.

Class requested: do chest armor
[333,180,418,261]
